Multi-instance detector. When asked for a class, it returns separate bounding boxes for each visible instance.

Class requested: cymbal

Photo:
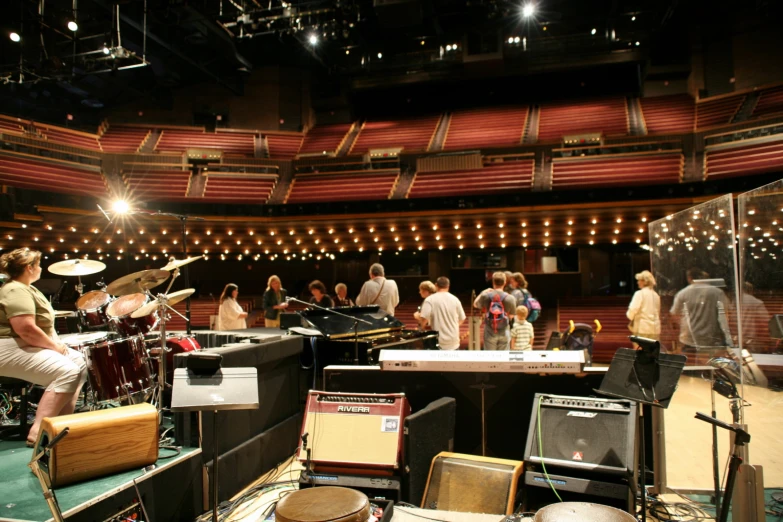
[130,288,195,318]
[161,256,203,271]
[48,259,106,277]
[54,310,77,318]
[106,269,170,296]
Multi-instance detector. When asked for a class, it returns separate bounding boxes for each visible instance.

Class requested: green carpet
[0,440,199,522]
[681,491,783,521]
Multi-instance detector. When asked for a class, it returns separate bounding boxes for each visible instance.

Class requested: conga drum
[276,487,369,522]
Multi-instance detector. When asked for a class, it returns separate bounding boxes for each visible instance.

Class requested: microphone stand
[286,297,373,365]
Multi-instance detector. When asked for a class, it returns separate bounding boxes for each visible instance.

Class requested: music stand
[170,353,259,522]
[596,336,687,522]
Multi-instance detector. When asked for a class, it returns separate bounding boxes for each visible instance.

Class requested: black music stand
[596,336,687,522]
[170,353,259,522]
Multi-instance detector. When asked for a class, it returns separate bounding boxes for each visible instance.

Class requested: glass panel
[738,179,783,490]
[648,194,742,491]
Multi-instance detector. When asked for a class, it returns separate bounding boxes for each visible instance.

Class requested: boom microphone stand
[285,297,372,365]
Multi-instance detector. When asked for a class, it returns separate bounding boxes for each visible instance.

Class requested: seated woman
[309,280,334,308]
[218,283,248,330]
[0,248,87,447]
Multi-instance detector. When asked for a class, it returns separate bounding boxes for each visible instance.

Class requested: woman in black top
[309,280,334,308]
[262,275,288,327]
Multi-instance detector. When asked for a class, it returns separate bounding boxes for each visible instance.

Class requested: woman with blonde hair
[217,283,248,330]
[627,270,661,341]
[0,248,87,446]
[413,281,437,329]
[262,275,288,328]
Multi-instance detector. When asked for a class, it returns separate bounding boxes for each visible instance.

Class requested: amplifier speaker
[421,452,523,515]
[524,393,637,476]
[35,403,159,487]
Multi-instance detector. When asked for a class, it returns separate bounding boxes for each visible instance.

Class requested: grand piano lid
[297,305,405,339]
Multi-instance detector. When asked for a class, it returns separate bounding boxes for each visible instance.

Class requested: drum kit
[48,256,203,410]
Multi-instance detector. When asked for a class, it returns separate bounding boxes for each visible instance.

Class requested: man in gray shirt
[671,268,732,350]
[356,263,400,316]
[473,272,517,350]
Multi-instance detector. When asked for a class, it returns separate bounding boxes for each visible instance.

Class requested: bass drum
[82,335,154,403]
[145,334,201,384]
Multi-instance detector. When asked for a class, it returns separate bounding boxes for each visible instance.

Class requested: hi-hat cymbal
[48,259,106,277]
[161,256,203,271]
[106,269,170,296]
[130,288,195,318]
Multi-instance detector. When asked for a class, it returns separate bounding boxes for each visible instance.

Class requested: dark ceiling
[0,0,779,124]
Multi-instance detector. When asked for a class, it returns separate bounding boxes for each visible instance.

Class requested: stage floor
[0,440,200,522]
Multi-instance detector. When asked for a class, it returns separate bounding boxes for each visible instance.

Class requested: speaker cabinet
[421,452,523,515]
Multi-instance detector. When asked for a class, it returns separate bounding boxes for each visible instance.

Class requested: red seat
[286,171,399,203]
[408,160,534,198]
[122,169,192,200]
[538,98,628,142]
[203,175,277,203]
[705,139,783,179]
[100,126,151,153]
[0,154,107,197]
[266,134,304,158]
[552,153,683,189]
[299,124,353,155]
[350,116,441,154]
[443,107,529,150]
[696,95,744,129]
[752,86,783,119]
[156,130,255,156]
[640,95,695,134]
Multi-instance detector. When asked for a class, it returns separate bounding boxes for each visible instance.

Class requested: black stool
[0,377,29,441]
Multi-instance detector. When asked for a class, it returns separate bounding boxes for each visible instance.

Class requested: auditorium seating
[705,138,783,179]
[407,158,535,198]
[122,168,192,200]
[551,151,683,189]
[350,115,441,154]
[202,174,277,203]
[537,98,628,142]
[752,85,783,119]
[0,151,107,197]
[99,126,151,153]
[640,95,695,134]
[0,117,24,134]
[156,129,255,156]
[286,168,399,203]
[696,94,744,128]
[265,133,303,158]
[298,124,353,155]
[38,125,102,151]
[442,107,528,150]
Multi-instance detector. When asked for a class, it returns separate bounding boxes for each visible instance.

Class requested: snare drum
[145,334,201,384]
[82,335,154,403]
[60,331,110,349]
[106,293,159,337]
[76,291,112,329]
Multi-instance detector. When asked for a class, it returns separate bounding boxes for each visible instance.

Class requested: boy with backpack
[473,272,517,350]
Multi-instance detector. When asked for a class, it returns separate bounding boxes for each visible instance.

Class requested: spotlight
[522,3,535,17]
[67,21,78,32]
[103,45,110,55]
[377,52,382,59]
[345,49,350,55]
[10,32,21,43]
[591,28,597,35]
[631,15,636,21]
[514,36,520,43]
[112,200,130,214]
[507,37,514,44]
[308,34,317,45]
[446,44,452,51]
[635,41,640,46]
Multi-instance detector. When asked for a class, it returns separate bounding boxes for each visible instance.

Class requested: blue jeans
[483,329,510,351]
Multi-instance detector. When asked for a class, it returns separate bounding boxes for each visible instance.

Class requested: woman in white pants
[0,248,87,446]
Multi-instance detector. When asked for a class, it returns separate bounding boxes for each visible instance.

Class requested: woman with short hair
[627,270,662,342]
[333,283,354,307]
[309,280,334,308]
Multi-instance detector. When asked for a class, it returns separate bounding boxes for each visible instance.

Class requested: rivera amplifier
[34,403,159,487]
[299,391,411,473]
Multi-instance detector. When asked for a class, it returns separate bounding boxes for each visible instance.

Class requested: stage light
[507,37,514,44]
[377,52,382,59]
[10,32,20,43]
[345,49,350,55]
[513,36,520,44]
[309,34,318,45]
[112,200,130,213]
[591,28,597,35]
[103,45,110,55]
[635,41,640,46]
[631,15,636,21]
[67,21,78,32]
[446,44,452,51]
[522,3,535,17]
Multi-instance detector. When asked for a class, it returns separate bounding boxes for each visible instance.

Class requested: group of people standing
[471,271,536,351]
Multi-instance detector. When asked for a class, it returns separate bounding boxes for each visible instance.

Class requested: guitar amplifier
[34,403,159,487]
[299,391,411,472]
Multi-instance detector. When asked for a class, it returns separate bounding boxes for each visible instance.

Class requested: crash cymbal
[106,269,170,296]
[130,288,195,318]
[48,259,106,277]
[161,256,203,271]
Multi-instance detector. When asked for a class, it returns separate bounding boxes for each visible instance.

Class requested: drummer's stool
[276,486,370,522]
[0,377,29,441]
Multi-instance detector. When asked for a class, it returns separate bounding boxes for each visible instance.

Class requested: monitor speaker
[421,452,523,515]
[524,393,637,476]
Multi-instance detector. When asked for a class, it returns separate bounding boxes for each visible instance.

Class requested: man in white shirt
[420,277,466,350]
[355,263,400,316]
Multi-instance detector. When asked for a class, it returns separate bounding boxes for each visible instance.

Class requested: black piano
[284,305,439,365]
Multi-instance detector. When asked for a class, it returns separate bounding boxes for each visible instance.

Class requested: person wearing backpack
[512,272,541,323]
[473,272,517,350]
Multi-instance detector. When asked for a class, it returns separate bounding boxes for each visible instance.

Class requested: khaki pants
[0,337,87,393]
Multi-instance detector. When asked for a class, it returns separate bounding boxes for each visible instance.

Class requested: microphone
[96,204,112,223]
